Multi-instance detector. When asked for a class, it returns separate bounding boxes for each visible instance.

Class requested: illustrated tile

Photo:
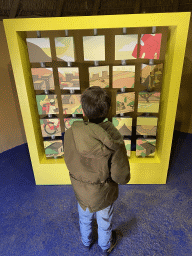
[83,35,105,61]
[116,92,135,114]
[89,66,109,88]
[112,117,133,136]
[124,139,131,157]
[141,63,163,90]
[40,118,61,137]
[31,68,55,90]
[115,34,138,60]
[26,38,52,63]
[136,117,158,136]
[43,140,64,158]
[36,95,59,115]
[58,67,80,90]
[64,118,83,131]
[136,138,156,157]
[55,37,75,62]
[138,91,160,113]
[112,65,135,89]
[61,94,82,115]
[132,34,162,59]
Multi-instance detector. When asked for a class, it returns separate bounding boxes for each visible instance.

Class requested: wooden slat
[17,15,45,18]
[9,0,20,18]
[1,15,46,21]
[134,0,141,14]
[92,0,101,15]
[55,0,65,17]
[0,16,9,21]
[172,0,179,12]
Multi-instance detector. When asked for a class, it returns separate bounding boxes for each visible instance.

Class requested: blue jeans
[78,202,114,251]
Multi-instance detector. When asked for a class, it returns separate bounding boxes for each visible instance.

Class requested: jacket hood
[71,120,124,158]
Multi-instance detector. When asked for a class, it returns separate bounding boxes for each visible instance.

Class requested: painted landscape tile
[132,34,162,59]
[61,94,82,115]
[83,35,105,61]
[124,139,131,157]
[112,65,135,89]
[55,37,75,62]
[43,140,64,158]
[64,118,83,131]
[112,117,133,136]
[89,66,109,88]
[26,38,52,63]
[58,67,80,90]
[40,118,61,137]
[36,95,59,115]
[136,117,158,136]
[136,139,156,157]
[115,34,138,60]
[116,92,135,114]
[138,91,160,113]
[141,63,163,90]
[31,68,55,90]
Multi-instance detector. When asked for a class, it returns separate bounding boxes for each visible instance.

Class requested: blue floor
[0,130,192,256]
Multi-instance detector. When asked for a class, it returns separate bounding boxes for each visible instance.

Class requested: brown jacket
[64,120,130,213]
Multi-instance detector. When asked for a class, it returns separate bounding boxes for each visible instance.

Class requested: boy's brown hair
[81,86,111,123]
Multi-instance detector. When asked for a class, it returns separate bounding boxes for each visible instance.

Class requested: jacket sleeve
[110,142,131,185]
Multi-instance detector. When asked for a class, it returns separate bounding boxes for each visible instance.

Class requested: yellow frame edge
[3,12,191,184]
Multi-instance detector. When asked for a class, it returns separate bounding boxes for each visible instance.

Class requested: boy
[64,86,130,255]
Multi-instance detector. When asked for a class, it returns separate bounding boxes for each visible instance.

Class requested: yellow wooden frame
[3,13,191,185]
